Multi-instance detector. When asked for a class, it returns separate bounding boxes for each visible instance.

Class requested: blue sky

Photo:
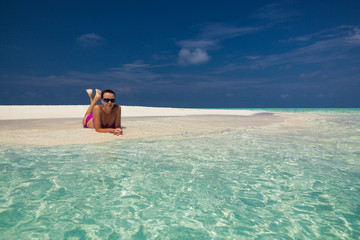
[1,0,359,107]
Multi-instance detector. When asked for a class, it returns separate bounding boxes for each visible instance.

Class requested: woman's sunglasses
[102,98,115,103]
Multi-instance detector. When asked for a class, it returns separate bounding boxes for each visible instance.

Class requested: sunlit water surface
[0,110,359,239]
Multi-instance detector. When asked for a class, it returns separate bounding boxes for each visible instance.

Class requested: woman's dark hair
[101,89,116,98]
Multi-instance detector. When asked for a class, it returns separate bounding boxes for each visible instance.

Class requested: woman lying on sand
[82,89,122,135]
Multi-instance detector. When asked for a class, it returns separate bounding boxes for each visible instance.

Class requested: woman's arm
[114,105,122,135]
[93,105,117,134]
[115,105,121,128]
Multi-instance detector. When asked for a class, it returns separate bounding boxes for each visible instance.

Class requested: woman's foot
[95,89,102,100]
[86,89,93,98]
[86,89,94,103]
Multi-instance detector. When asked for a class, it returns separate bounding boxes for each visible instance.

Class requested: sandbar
[0,105,310,146]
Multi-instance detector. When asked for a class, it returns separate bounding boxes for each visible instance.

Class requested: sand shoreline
[0,105,309,146]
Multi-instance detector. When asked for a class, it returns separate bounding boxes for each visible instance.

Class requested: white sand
[0,105,309,146]
[0,105,257,120]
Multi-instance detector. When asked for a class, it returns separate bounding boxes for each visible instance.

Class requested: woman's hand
[113,128,123,135]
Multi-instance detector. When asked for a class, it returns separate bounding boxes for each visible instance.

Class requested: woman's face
[101,92,116,108]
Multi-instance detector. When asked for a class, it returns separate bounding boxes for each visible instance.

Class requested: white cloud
[4,61,164,89]
[76,33,104,47]
[178,48,211,65]
[178,24,261,50]
[199,24,260,40]
[346,27,360,44]
[176,23,261,66]
[285,26,360,44]
[216,26,360,72]
[256,3,299,24]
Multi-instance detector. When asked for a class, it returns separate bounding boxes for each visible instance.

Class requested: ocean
[0,109,359,239]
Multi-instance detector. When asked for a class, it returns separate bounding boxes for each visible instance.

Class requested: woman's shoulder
[93,105,101,111]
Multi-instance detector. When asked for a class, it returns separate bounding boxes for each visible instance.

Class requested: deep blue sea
[0,109,359,239]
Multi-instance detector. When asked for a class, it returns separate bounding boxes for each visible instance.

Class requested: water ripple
[0,111,360,239]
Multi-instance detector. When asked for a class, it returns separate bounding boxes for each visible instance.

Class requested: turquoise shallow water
[0,110,360,239]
